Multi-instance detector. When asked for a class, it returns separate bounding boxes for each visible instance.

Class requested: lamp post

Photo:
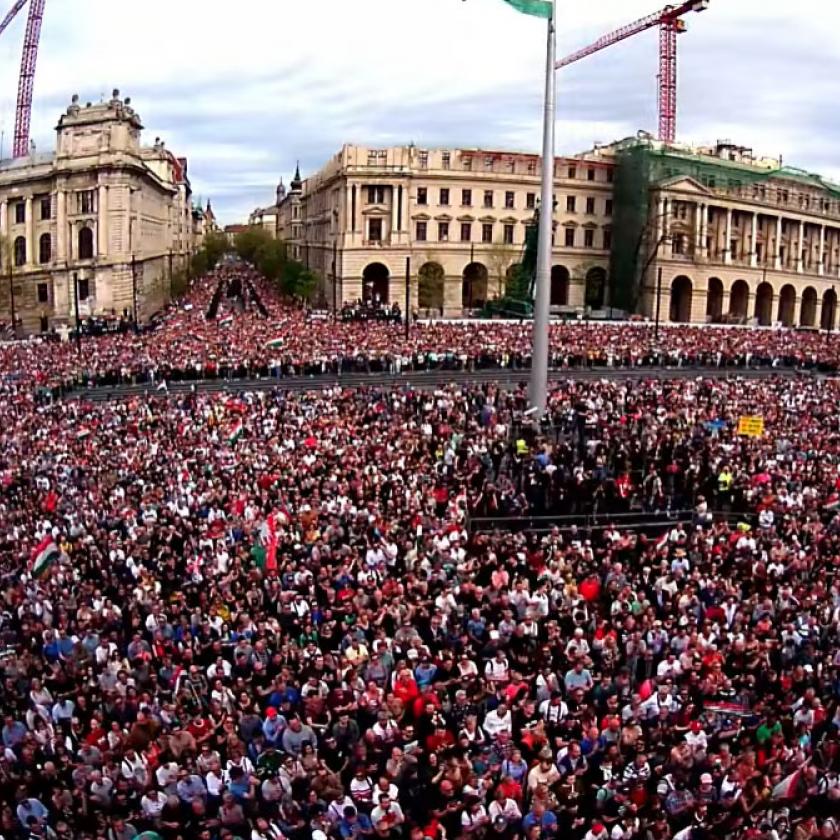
[654,266,663,341]
[527,0,556,415]
[73,271,81,355]
[332,237,338,321]
[405,256,411,339]
[131,254,138,325]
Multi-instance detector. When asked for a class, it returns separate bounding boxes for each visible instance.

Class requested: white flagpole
[527,0,556,415]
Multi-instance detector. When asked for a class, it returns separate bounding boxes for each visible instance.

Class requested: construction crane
[555,1,709,143]
[0,0,45,158]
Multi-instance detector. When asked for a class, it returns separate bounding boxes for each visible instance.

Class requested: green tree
[281,260,317,301]
[234,227,274,264]
[254,239,287,284]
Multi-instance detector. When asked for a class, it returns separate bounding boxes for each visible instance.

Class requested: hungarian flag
[503,0,552,18]
[30,535,60,579]
[265,513,279,574]
[219,315,233,327]
[264,338,284,350]
[228,420,243,445]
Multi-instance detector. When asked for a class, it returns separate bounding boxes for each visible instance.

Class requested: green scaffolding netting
[609,139,840,312]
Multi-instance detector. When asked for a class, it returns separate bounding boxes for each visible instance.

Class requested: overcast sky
[0,0,834,224]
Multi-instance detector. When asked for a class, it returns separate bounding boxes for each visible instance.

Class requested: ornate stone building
[276,139,840,326]
[614,138,840,328]
[276,148,613,314]
[0,90,197,334]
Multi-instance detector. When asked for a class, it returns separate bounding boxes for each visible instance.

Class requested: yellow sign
[737,415,764,437]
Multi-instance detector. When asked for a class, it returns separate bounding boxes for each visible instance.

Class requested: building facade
[276,147,614,314]
[614,138,840,329]
[0,91,197,334]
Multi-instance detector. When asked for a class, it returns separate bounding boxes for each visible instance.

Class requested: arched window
[78,227,94,260]
[39,233,51,265]
[13,236,26,267]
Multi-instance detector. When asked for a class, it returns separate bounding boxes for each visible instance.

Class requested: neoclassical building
[273,139,840,326]
[0,91,197,334]
[276,147,614,314]
[614,138,840,329]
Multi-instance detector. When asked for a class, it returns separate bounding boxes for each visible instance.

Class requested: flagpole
[528,0,556,415]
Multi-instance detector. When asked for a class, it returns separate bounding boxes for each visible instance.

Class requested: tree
[281,260,317,301]
[486,241,517,299]
[191,231,229,278]
[0,235,17,333]
[234,227,274,264]
[254,239,287,284]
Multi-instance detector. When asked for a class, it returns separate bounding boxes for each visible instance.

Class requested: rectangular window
[80,190,95,214]
[439,188,450,206]
[568,166,577,180]
[367,151,377,166]
[417,187,427,206]
[603,229,612,250]
[586,197,596,215]
[566,196,576,213]
[527,160,536,175]
[564,228,575,248]
[460,222,472,242]
[483,190,493,209]
[505,191,515,209]
[416,221,427,242]
[461,189,472,207]
[507,158,515,173]
[14,201,25,224]
[584,228,595,248]
[607,168,614,183]
[503,224,515,245]
[367,186,385,204]
[442,152,451,170]
[418,150,429,169]
[462,156,472,171]
[39,197,52,221]
[587,168,595,181]
[438,221,449,241]
[368,218,382,242]
[605,199,613,216]
[484,156,494,171]
[481,223,493,243]
[526,193,536,210]
[77,277,90,300]
[37,283,49,303]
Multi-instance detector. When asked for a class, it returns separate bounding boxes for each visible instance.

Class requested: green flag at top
[503,0,552,18]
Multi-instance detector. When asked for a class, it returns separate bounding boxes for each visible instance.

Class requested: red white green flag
[30,535,59,579]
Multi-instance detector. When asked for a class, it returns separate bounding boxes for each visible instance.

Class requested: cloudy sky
[0,0,833,223]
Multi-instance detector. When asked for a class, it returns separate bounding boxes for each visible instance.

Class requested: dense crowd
[2,266,840,399]
[0,362,838,840]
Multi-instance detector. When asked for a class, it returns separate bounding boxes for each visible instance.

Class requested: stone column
[25,196,33,267]
[724,208,732,264]
[390,185,399,243]
[0,200,7,240]
[56,191,66,262]
[694,202,703,258]
[657,195,667,239]
[98,186,108,257]
[750,213,758,268]
[818,224,825,276]
[797,220,804,273]
[775,217,782,270]
[700,203,708,258]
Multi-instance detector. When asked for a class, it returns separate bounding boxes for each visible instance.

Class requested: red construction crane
[0,0,45,158]
[555,1,710,143]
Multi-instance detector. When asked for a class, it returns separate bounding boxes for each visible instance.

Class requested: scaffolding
[609,137,840,313]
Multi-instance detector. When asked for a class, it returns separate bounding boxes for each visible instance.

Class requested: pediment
[656,175,712,196]
[362,206,390,216]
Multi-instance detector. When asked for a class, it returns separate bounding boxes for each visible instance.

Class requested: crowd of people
[2,265,840,399]
[0,322,837,840]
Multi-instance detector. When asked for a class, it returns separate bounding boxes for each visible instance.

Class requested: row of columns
[0,186,108,268]
[659,196,840,279]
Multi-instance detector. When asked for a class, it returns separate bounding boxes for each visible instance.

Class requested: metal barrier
[466,508,754,535]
